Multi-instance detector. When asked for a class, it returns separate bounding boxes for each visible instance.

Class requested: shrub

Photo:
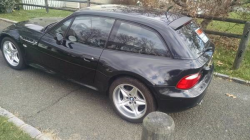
[0,0,16,13]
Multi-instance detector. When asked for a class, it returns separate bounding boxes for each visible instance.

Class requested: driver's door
[37,16,115,85]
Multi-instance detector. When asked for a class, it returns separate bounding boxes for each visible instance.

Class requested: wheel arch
[0,33,21,50]
[0,34,11,49]
[106,72,159,108]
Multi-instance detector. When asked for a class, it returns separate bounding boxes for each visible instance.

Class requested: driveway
[0,20,250,140]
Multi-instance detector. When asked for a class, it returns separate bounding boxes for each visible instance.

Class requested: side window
[66,16,115,48]
[49,19,72,37]
[107,21,171,57]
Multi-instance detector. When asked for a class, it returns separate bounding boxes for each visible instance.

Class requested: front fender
[0,25,22,50]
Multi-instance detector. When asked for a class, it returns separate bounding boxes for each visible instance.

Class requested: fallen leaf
[225,93,237,99]
[217,61,223,66]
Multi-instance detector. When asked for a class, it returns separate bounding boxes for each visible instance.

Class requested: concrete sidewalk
[0,20,250,140]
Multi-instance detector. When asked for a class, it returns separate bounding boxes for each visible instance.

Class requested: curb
[214,72,250,86]
[0,106,52,140]
[0,17,249,86]
[0,18,17,23]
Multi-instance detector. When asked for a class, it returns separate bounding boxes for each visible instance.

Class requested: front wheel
[109,77,156,123]
[1,37,26,70]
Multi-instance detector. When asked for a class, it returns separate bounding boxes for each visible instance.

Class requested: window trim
[63,15,116,49]
[45,13,75,33]
[47,17,75,38]
[106,19,172,58]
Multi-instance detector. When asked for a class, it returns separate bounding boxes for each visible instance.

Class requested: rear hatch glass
[176,21,210,58]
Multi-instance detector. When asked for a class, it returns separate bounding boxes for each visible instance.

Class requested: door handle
[84,58,91,62]
[82,54,95,62]
[83,57,95,62]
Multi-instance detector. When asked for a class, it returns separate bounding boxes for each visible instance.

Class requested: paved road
[1,20,250,140]
[0,20,11,30]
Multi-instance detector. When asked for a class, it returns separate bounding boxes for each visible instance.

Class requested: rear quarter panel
[95,49,204,95]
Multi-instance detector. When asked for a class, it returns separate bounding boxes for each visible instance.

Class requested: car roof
[76,5,186,25]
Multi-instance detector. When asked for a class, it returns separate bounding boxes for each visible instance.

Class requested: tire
[1,37,26,70]
[109,77,156,123]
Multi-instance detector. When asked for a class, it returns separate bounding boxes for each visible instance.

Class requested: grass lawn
[205,12,250,35]
[0,9,72,22]
[0,9,249,80]
[0,116,34,140]
[204,12,250,80]
[213,45,250,80]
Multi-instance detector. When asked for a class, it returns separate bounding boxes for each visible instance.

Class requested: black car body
[0,5,214,122]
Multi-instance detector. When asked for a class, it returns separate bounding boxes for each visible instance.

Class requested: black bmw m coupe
[0,5,214,123]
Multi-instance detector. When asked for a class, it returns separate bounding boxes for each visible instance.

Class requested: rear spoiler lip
[168,17,192,30]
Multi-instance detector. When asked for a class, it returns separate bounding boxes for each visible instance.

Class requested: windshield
[176,21,209,58]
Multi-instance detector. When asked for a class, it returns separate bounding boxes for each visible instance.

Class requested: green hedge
[0,0,16,13]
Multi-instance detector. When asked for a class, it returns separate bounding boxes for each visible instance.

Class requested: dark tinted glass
[66,16,115,48]
[49,19,72,36]
[176,21,209,58]
[107,21,170,57]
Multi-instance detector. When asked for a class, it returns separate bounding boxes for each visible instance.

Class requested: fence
[22,0,65,10]
[18,0,105,11]
[191,14,250,69]
[16,0,250,69]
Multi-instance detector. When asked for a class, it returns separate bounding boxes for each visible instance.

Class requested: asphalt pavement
[0,20,250,140]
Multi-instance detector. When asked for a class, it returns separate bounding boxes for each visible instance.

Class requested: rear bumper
[152,65,214,112]
[156,87,208,112]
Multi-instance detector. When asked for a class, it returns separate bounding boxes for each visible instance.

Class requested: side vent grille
[20,36,37,45]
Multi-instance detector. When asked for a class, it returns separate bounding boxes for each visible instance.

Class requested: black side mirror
[55,33,63,41]
[55,33,64,45]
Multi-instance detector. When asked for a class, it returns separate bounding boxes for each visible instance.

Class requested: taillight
[176,73,201,90]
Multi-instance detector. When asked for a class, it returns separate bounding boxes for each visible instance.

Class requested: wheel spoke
[134,90,146,102]
[8,42,15,51]
[119,86,129,98]
[136,100,146,106]
[119,99,129,106]
[134,104,141,115]
[13,50,18,55]
[127,103,138,115]
[4,49,11,56]
[129,87,137,96]
[13,55,19,63]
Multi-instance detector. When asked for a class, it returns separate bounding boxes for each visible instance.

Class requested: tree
[110,0,250,29]
[166,0,250,28]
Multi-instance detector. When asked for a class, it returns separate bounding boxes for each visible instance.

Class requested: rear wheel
[109,77,156,123]
[1,37,25,70]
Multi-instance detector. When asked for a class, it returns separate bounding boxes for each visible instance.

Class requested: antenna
[165,6,173,19]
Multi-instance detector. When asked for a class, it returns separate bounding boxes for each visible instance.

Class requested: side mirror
[55,33,63,41]
[68,36,77,42]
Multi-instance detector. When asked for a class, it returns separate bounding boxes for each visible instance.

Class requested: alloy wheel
[3,41,20,67]
[113,84,147,119]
